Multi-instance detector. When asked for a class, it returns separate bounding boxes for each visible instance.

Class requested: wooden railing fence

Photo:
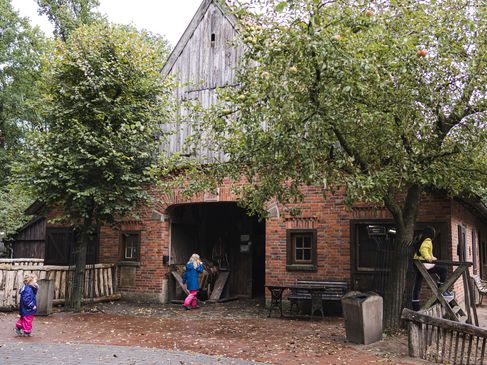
[0,259,45,266]
[0,261,119,310]
[402,307,487,364]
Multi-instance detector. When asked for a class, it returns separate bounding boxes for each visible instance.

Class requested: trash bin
[341,291,383,345]
[36,279,54,316]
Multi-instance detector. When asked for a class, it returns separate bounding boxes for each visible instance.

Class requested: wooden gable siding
[161,1,243,161]
[13,217,46,259]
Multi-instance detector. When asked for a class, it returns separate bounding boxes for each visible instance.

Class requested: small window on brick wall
[286,229,317,271]
[121,232,140,262]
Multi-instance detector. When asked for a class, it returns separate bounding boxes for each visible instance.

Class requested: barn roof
[161,0,238,77]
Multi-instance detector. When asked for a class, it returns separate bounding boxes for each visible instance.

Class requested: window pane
[289,231,315,266]
[123,233,139,260]
[303,248,311,261]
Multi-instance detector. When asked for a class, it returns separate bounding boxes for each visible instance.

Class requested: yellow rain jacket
[413,238,437,261]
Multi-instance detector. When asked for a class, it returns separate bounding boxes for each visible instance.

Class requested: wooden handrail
[414,259,473,267]
[402,308,487,337]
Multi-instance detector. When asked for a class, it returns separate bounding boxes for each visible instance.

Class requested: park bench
[288,279,349,315]
[472,274,487,306]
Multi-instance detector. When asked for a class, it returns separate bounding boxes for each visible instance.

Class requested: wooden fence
[0,261,119,310]
[0,258,45,266]
[402,307,487,364]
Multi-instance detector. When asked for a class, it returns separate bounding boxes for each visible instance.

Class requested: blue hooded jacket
[19,284,38,316]
[183,262,204,291]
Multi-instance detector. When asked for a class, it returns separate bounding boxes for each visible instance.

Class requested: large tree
[19,22,172,310]
[181,0,487,330]
[0,0,47,237]
[36,0,101,40]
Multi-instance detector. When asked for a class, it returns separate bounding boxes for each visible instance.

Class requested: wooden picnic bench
[288,280,349,317]
[472,274,487,306]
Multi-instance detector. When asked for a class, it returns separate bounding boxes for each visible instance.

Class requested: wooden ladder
[445,296,467,323]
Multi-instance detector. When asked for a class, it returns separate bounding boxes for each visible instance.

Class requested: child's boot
[14,327,22,336]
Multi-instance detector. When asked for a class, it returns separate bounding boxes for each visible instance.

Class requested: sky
[11,0,203,47]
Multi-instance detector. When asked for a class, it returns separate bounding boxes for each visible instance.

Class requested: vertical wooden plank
[5,270,16,307]
[103,267,109,297]
[420,323,427,359]
[480,337,486,365]
[14,269,24,306]
[440,328,447,363]
[465,334,472,365]
[0,269,4,308]
[447,331,454,363]
[94,267,100,298]
[107,266,113,295]
[474,336,480,364]
[434,325,440,363]
[453,331,460,365]
[54,270,61,300]
[408,321,421,358]
[459,333,466,365]
[59,269,65,300]
[39,269,46,280]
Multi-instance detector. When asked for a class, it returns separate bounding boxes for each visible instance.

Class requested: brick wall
[449,199,487,305]
[42,183,487,304]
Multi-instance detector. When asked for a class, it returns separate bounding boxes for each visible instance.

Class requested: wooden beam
[415,260,459,319]
[402,308,487,338]
[171,271,189,295]
[208,271,229,302]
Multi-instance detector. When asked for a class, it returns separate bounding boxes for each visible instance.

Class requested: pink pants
[16,315,34,334]
[184,290,199,308]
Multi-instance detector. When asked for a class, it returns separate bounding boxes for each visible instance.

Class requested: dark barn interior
[168,202,265,299]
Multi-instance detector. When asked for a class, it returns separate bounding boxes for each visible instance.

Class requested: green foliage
[187,0,487,219]
[0,0,49,236]
[0,0,48,184]
[36,0,101,40]
[0,185,32,238]
[18,22,173,226]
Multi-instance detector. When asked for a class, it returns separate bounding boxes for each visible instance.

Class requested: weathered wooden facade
[161,0,243,162]
[12,0,487,311]
[12,202,99,265]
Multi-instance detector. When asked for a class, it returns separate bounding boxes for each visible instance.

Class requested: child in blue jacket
[15,273,38,336]
[183,254,204,310]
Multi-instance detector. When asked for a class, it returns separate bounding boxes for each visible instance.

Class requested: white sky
[11,0,203,47]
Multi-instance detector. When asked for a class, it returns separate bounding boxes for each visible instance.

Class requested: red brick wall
[265,187,454,292]
[450,200,487,304]
[44,183,486,304]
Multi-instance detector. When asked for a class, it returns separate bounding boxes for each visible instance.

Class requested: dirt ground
[0,299,423,365]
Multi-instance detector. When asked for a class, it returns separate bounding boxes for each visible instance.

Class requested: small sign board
[240,244,250,253]
[367,225,386,237]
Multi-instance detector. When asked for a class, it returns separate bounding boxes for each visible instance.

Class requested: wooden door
[458,225,467,262]
[480,234,487,280]
[45,228,73,265]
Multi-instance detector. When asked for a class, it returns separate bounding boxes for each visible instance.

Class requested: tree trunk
[383,228,414,331]
[68,217,92,312]
[382,185,422,332]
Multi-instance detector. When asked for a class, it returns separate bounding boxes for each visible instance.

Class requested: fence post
[408,321,421,358]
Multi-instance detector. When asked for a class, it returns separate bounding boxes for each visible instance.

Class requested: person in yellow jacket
[412,226,452,311]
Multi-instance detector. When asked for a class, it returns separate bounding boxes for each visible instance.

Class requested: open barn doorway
[168,202,265,301]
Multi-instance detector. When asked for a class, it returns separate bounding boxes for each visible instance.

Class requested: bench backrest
[472,275,487,292]
[292,280,349,299]
[295,280,348,288]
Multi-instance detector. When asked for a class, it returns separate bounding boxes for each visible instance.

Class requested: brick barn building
[13,0,487,307]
